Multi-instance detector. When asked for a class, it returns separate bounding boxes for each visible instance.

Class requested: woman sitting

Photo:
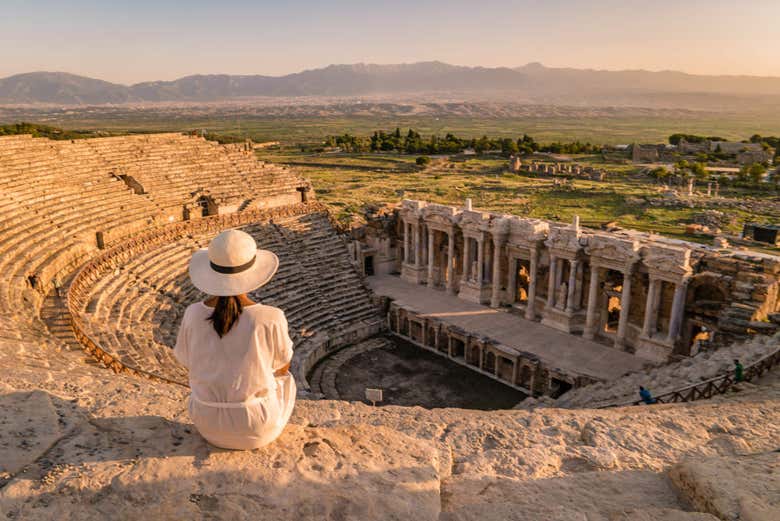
[174,229,296,450]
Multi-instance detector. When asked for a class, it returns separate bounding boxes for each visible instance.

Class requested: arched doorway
[484,351,497,374]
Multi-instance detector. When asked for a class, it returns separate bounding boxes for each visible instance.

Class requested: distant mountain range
[1,62,780,109]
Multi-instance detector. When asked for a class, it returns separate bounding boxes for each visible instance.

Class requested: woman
[174,229,296,450]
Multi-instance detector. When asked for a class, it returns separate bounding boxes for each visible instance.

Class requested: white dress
[174,301,296,450]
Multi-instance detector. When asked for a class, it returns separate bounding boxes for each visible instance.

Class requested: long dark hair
[207,296,243,338]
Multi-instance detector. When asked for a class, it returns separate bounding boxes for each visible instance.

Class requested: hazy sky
[2,0,779,84]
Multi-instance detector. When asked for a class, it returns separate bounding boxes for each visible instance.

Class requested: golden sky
[2,0,778,83]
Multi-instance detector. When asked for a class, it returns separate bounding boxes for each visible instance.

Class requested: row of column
[641,276,688,344]
[422,225,456,293]
[404,219,690,350]
[505,249,542,320]
[403,218,496,297]
[545,255,582,313]
[583,264,688,347]
[391,307,553,395]
[462,236,488,284]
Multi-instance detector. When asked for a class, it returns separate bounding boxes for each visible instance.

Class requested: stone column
[476,238,485,284]
[462,236,471,283]
[402,219,409,264]
[408,223,414,264]
[414,222,422,267]
[574,262,585,310]
[421,226,428,268]
[641,278,661,337]
[666,279,688,343]
[485,240,493,283]
[525,248,539,320]
[615,267,634,348]
[511,359,518,385]
[554,258,565,301]
[547,256,557,308]
[446,230,456,294]
[506,255,517,304]
[427,229,435,286]
[583,265,601,340]
[490,236,505,307]
[565,259,579,313]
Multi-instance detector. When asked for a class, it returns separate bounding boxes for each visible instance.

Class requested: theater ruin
[349,199,780,397]
[0,133,777,404]
[2,133,780,519]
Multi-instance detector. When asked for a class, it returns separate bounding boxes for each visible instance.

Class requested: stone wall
[385,300,596,398]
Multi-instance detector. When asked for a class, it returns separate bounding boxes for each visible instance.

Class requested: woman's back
[175,228,295,450]
[175,300,296,450]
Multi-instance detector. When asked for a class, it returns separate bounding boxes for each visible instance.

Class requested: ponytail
[207,296,243,337]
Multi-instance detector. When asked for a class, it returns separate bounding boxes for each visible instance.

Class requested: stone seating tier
[69,209,379,385]
[0,133,309,332]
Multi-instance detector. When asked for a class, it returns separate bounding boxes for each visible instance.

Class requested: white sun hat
[189,229,279,296]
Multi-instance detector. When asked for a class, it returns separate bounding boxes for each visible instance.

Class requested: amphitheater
[0,133,778,520]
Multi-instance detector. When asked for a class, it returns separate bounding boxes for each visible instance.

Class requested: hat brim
[189,248,279,297]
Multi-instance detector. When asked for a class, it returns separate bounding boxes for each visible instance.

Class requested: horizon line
[4,61,780,86]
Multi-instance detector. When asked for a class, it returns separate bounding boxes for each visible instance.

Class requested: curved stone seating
[0,134,314,386]
[82,134,307,212]
[0,133,311,339]
[68,205,381,386]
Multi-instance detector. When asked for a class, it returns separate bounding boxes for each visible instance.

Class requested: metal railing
[598,344,780,408]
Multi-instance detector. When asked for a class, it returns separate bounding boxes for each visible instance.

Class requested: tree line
[324,128,600,156]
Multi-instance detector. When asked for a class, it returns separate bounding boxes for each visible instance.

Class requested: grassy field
[6,110,780,146]
[258,148,779,253]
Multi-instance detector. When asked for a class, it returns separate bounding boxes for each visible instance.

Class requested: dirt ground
[335,337,526,409]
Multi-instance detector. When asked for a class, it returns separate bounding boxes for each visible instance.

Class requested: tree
[691,162,708,180]
[649,166,670,182]
[500,138,519,157]
[474,136,491,155]
[747,163,767,185]
[416,156,431,167]
[675,159,690,173]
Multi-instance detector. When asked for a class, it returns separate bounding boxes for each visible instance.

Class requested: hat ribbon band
[210,255,256,274]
